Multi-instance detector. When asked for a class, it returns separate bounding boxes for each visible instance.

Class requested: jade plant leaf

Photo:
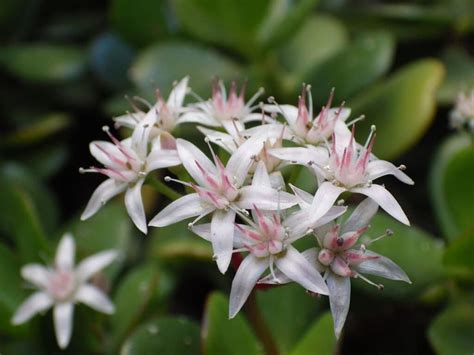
[306,31,394,105]
[110,264,175,350]
[121,317,201,354]
[443,229,474,279]
[130,41,241,97]
[430,133,474,240]
[428,304,474,355]
[352,212,445,298]
[257,284,322,353]
[290,311,336,355]
[0,45,87,83]
[351,59,444,159]
[202,292,262,355]
[172,0,270,58]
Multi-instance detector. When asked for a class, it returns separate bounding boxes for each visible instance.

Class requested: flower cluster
[78,78,413,338]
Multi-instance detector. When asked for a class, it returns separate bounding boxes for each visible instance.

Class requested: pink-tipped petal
[166,76,189,109]
[125,179,147,234]
[211,209,236,274]
[149,193,214,227]
[327,273,351,339]
[229,254,268,318]
[275,245,329,295]
[351,185,410,226]
[81,179,127,221]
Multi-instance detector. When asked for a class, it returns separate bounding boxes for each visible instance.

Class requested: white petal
[81,179,127,220]
[75,284,115,314]
[355,250,411,283]
[229,254,267,318]
[89,141,124,169]
[226,134,266,187]
[11,292,53,325]
[270,146,328,167]
[197,126,237,153]
[242,113,274,123]
[244,123,294,141]
[54,303,74,349]
[167,76,189,109]
[21,264,50,289]
[275,245,328,295]
[149,193,214,227]
[131,108,157,160]
[125,179,147,234]
[211,209,236,274]
[190,223,211,241]
[342,197,379,234]
[309,181,346,225]
[55,233,75,270]
[318,206,348,227]
[76,250,118,282]
[263,104,298,127]
[289,183,313,208]
[237,186,297,210]
[333,119,353,157]
[177,111,220,126]
[367,160,414,185]
[146,148,181,172]
[269,171,285,190]
[113,112,144,129]
[351,185,410,226]
[176,139,216,186]
[251,161,271,187]
[327,273,351,339]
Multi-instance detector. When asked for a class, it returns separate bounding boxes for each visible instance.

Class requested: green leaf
[257,0,320,50]
[149,221,213,262]
[111,264,175,350]
[350,59,444,159]
[172,0,271,57]
[353,212,445,298]
[438,46,474,104]
[0,174,50,262]
[443,229,474,279]
[257,284,322,353]
[0,243,29,335]
[430,133,474,240]
[0,44,87,83]
[278,15,348,85]
[290,311,336,355]
[0,113,71,148]
[90,33,134,90]
[131,41,241,97]
[0,163,59,234]
[121,317,200,355]
[64,203,132,279]
[202,292,262,355]
[428,304,474,355]
[19,143,69,179]
[110,0,168,46]
[306,31,394,104]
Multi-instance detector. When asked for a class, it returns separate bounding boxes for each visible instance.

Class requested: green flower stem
[146,175,182,200]
[245,290,280,355]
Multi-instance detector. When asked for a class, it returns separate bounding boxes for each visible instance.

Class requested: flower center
[47,269,76,301]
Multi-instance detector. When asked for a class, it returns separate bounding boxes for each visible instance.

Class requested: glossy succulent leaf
[120,317,200,354]
[90,33,135,90]
[353,212,444,298]
[438,46,474,104]
[306,31,394,105]
[278,14,348,91]
[428,304,474,355]
[351,59,444,159]
[149,221,213,262]
[110,0,169,46]
[202,292,262,355]
[111,264,175,350]
[172,0,270,57]
[443,229,474,279]
[130,41,241,97]
[0,45,87,83]
[430,133,474,240]
[0,173,50,262]
[64,203,131,279]
[257,0,320,50]
[290,311,336,355]
[20,143,69,179]
[257,284,322,353]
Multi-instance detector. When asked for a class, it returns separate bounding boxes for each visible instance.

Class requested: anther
[164,176,172,182]
[398,164,406,170]
[336,199,345,206]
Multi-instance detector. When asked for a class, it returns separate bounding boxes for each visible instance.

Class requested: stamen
[306,84,313,120]
[246,87,265,108]
[363,125,377,150]
[132,96,153,110]
[124,95,143,113]
[164,176,193,188]
[269,256,280,283]
[366,229,394,245]
[346,114,365,126]
[354,272,384,290]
